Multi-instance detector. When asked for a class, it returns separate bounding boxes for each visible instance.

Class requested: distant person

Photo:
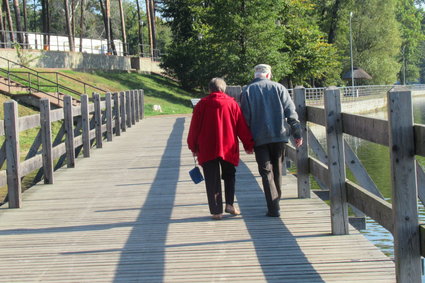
[241,64,303,217]
[187,78,254,220]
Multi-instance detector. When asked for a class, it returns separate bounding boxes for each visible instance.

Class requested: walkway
[0,115,395,282]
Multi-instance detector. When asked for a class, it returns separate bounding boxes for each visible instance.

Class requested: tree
[160,0,341,90]
[396,0,424,83]
[64,0,75,51]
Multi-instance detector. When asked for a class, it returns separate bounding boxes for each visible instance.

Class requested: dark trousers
[202,158,236,215]
[254,142,285,214]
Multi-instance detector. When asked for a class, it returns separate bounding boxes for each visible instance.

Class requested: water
[312,95,425,279]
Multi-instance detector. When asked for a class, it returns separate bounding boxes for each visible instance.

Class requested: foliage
[160,0,341,90]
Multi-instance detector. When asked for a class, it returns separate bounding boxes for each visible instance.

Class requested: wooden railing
[2,89,144,208]
[285,86,425,283]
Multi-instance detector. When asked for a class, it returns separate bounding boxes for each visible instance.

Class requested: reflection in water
[312,95,425,261]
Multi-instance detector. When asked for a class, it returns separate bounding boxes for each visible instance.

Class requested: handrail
[0,56,108,99]
[0,68,64,102]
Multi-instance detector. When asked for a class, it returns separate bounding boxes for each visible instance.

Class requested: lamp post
[349,12,355,95]
[402,45,406,85]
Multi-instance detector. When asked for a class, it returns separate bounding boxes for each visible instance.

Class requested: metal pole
[349,12,354,95]
[402,45,406,85]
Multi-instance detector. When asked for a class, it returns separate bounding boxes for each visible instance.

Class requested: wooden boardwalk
[0,115,395,282]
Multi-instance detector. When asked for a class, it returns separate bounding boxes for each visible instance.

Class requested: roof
[343,67,372,80]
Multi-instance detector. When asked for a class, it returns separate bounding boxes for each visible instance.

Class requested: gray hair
[208,78,227,93]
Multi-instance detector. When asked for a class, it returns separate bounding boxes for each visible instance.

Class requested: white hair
[254,72,269,79]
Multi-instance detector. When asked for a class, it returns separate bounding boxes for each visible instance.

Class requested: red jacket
[187,91,254,166]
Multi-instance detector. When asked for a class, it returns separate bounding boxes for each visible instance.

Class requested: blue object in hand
[189,166,204,184]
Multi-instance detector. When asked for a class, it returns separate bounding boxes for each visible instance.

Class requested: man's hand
[245,149,254,154]
[294,138,303,148]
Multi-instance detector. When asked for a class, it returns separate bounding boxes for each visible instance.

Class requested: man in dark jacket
[241,64,303,217]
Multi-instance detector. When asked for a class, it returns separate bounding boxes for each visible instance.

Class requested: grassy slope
[56,70,200,116]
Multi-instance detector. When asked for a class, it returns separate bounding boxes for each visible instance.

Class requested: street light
[402,45,406,85]
[349,12,355,95]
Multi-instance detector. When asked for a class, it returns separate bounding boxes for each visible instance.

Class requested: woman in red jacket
[187,78,254,220]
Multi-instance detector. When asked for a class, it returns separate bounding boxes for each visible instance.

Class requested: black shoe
[266,211,280,217]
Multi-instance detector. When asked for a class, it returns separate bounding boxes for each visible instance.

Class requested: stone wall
[0,48,163,73]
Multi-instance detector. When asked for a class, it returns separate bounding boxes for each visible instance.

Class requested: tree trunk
[135,0,143,56]
[149,0,156,54]
[79,0,84,52]
[118,0,127,55]
[105,0,111,54]
[12,0,24,45]
[22,0,28,47]
[64,0,75,51]
[41,0,50,48]
[327,0,341,44]
[0,2,6,48]
[145,0,153,58]
[71,0,75,47]
[4,0,16,43]
[99,0,116,55]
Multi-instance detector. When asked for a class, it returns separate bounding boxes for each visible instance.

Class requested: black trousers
[202,158,236,215]
[254,142,285,214]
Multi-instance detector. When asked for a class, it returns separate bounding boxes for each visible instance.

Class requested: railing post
[131,90,136,125]
[388,88,421,282]
[324,86,349,235]
[135,90,140,122]
[125,90,131,128]
[93,92,103,148]
[294,86,310,198]
[105,92,113,141]
[64,95,75,168]
[113,92,121,136]
[4,101,22,208]
[81,94,90,157]
[40,99,53,184]
[142,90,145,117]
[120,91,127,132]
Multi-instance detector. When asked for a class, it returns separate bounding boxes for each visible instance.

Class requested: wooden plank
[20,155,43,176]
[93,93,103,148]
[308,127,327,163]
[345,180,393,233]
[309,157,329,187]
[18,114,40,132]
[134,90,140,122]
[81,95,90,158]
[324,87,348,235]
[306,106,325,126]
[344,140,383,198]
[52,143,66,160]
[0,120,4,136]
[40,99,53,184]
[387,89,421,282]
[113,92,121,136]
[420,225,425,257]
[139,89,144,119]
[4,101,21,208]
[0,142,6,168]
[125,90,131,128]
[50,108,64,123]
[414,124,425,157]
[294,86,310,198]
[120,91,127,132]
[342,113,388,146]
[63,96,75,168]
[105,92,113,142]
[225,86,242,103]
[131,90,136,125]
[24,131,41,160]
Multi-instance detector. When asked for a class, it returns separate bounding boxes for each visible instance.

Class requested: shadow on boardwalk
[114,116,323,282]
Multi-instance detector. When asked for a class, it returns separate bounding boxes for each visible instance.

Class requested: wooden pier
[0,115,395,282]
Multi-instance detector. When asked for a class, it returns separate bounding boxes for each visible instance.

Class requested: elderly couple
[187,64,303,220]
